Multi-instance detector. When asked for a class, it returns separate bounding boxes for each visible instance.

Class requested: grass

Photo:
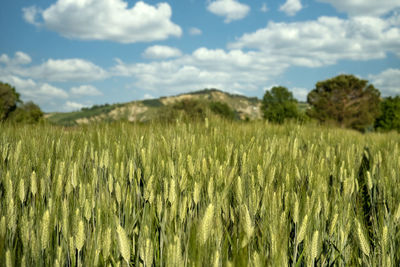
[0,117,399,266]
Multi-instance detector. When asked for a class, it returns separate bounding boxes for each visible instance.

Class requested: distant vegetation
[307,75,381,131]
[0,82,43,124]
[152,99,237,123]
[375,96,400,132]
[1,74,399,133]
[261,86,302,124]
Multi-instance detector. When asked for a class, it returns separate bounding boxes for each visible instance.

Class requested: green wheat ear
[117,225,131,264]
[41,210,50,250]
[6,250,12,267]
[311,230,319,260]
[199,203,214,245]
[75,220,85,252]
[297,214,308,244]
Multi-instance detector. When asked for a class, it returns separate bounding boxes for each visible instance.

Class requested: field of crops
[1,118,399,266]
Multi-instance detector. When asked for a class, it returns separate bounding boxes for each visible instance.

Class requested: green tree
[209,101,236,120]
[307,75,381,131]
[375,96,400,132]
[10,101,44,124]
[0,82,21,121]
[261,86,299,124]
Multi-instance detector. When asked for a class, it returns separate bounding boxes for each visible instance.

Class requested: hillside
[46,89,263,126]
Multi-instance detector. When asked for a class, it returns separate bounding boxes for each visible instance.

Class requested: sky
[0,0,399,112]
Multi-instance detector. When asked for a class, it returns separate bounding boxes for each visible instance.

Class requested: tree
[209,101,236,120]
[10,101,44,124]
[0,82,21,121]
[375,96,400,132]
[307,75,381,131]
[262,86,299,123]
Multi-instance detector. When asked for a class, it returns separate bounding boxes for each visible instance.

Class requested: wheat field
[1,118,399,266]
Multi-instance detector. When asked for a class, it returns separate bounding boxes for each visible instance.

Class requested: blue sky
[1,0,399,112]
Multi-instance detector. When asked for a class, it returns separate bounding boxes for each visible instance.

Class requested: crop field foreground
[1,119,400,266]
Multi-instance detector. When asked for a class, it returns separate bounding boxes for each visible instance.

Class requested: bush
[10,102,44,124]
[209,101,236,120]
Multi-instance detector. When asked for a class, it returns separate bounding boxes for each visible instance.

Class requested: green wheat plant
[0,117,399,266]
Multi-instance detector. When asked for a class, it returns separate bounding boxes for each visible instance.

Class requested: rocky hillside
[46,89,263,126]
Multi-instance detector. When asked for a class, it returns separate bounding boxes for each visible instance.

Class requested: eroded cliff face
[47,89,263,125]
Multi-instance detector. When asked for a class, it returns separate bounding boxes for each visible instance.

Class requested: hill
[46,89,263,126]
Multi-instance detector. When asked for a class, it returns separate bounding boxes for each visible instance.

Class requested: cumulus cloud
[112,47,284,95]
[25,58,107,82]
[22,6,41,26]
[23,0,182,43]
[64,101,88,111]
[143,94,155,99]
[229,15,400,67]
[0,74,68,105]
[0,51,31,65]
[316,0,400,17]
[207,0,250,23]
[110,13,400,98]
[0,52,110,110]
[369,68,400,96]
[279,0,303,16]
[1,52,108,82]
[261,3,268,13]
[19,60,106,83]
[292,88,309,101]
[142,45,182,59]
[70,85,102,96]
[189,27,203,36]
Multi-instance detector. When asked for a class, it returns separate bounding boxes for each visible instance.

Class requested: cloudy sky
[1,0,399,112]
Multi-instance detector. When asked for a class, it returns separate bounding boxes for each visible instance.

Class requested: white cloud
[0,74,68,105]
[0,51,31,65]
[64,101,87,111]
[0,54,10,64]
[1,52,108,82]
[14,52,32,65]
[21,58,107,82]
[292,87,309,101]
[23,0,182,43]
[316,0,400,17]
[36,83,69,98]
[261,3,268,13]
[70,85,102,96]
[0,75,36,91]
[279,0,303,16]
[22,6,41,26]
[229,15,400,67]
[143,94,155,99]
[189,27,202,36]
[207,0,250,23]
[142,45,182,59]
[112,47,283,95]
[369,68,400,96]
[110,13,400,98]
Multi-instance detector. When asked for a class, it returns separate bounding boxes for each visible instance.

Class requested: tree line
[0,82,44,124]
[1,74,400,132]
[262,74,400,132]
